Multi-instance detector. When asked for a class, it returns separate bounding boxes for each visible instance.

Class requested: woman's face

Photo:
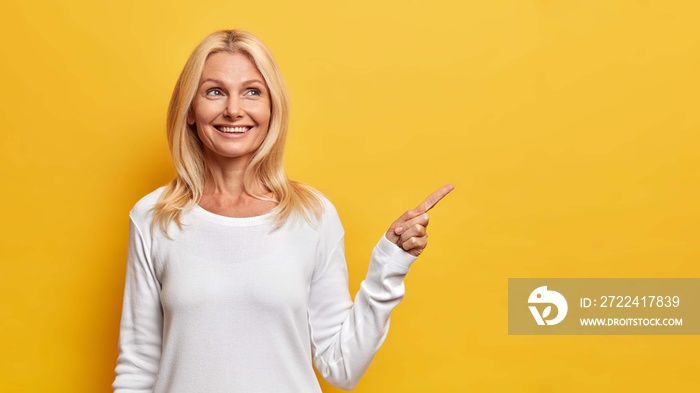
[188,51,271,166]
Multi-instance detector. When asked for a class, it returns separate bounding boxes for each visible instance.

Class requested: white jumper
[113,187,417,392]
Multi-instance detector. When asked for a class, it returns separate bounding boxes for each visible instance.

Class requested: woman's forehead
[201,52,266,85]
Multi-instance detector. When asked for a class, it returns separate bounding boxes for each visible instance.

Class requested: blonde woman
[112,29,453,392]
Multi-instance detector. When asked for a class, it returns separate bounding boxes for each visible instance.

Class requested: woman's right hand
[384,184,454,256]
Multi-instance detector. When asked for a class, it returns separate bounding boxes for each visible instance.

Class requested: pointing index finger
[416,184,454,213]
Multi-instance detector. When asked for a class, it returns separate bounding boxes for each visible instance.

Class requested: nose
[224,96,244,118]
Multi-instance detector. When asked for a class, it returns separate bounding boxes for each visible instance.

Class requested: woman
[113,29,452,392]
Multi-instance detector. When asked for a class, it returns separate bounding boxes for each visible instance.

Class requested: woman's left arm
[307,185,453,390]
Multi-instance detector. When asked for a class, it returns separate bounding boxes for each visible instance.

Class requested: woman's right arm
[112,215,163,393]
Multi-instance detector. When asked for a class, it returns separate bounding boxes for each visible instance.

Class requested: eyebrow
[200,78,266,87]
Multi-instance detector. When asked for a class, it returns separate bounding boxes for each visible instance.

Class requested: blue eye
[245,89,261,96]
[206,88,224,97]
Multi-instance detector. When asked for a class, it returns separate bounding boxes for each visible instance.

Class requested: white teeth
[219,126,251,133]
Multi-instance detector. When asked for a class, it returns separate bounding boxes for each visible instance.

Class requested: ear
[186,106,196,125]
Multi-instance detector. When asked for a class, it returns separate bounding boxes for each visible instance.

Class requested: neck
[202,153,268,199]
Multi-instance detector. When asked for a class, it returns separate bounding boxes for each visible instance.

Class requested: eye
[205,88,224,97]
[245,88,261,96]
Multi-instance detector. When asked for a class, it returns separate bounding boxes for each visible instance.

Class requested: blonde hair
[151,30,322,234]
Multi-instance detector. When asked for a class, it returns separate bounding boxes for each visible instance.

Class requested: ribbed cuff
[376,234,419,272]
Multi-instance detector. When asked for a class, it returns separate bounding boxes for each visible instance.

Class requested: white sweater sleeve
[113,216,163,393]
[308,231,418,390]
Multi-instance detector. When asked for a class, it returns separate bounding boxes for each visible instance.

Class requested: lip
[215,124,254,129]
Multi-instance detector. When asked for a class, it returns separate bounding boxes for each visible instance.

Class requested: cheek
[192,100,220,123]
[250,101,271,126]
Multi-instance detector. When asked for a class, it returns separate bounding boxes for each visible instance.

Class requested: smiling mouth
[215,126,253,133]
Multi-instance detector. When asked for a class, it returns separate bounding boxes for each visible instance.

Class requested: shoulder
[129,186,167,226]
[300,187,338,221]
[314,191,337,215]
[309,191,344,238]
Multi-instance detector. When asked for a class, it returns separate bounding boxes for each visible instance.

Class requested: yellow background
[1,0,698,391]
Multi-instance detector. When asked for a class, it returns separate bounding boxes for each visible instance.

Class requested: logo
[528,286,568,326]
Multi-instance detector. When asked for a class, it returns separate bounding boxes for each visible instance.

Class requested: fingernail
[396,226,404,234]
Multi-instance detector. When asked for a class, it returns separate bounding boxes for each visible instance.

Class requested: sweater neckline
[191,203,276,226]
